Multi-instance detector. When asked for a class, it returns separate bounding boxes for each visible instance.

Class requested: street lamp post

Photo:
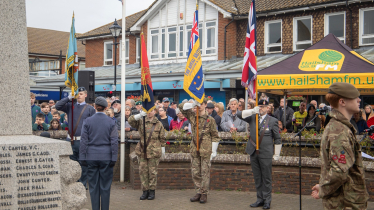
[109,19,122,97]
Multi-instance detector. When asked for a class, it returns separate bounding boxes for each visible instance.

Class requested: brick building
[37,0,374,105]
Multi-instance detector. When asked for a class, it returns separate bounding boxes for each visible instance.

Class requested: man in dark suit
[79,97,118,210]
[238,100,282,209]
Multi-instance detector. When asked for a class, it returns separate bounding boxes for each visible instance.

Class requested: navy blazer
[79,112,118,161]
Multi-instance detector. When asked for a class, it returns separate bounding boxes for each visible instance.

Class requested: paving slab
[82,182,374,210]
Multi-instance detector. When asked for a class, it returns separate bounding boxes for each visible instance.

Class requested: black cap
[258,100,269,105]
[78,87,86,92]
[171,101,177,105]
[206,103,215,108]
[111,100,121,106]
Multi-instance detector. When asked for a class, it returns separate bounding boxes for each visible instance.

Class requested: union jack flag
[241,0,257,99]
[188,11,199,58]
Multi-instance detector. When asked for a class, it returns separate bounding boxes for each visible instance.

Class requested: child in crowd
[105,109,116,122]
[52,111,68,130]
[49,119,62,131]
[32,113,49,131]
[40,102,53,124]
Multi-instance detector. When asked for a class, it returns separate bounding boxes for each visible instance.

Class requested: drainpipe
[346,0,353,48]
[224,14,235,62]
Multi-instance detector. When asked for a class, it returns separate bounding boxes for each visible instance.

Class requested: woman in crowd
[362,104,374,121]
[247,102,255,110]
[125,106,136,131]
[157,107,172,131]
[169,108,188,131]
[354,110,369,134]
[214,103,224,118]
[238,101,245,111]
[49,118,62,131]
[303,104,321,132]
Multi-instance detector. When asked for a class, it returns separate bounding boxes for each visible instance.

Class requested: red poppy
[109,91,113,94]
[65,127,68,130]
[207,119,210,123]
[187,132,191,135]
[166,141,170,145]
[314,133,317,136]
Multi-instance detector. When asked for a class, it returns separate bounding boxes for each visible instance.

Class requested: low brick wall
[129,152,374,201]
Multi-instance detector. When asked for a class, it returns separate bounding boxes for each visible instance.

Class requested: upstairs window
[136,38,140,63]
[325,12,345,43]
[265,20,282,53]
[293,16,312,51]
[151,29,159,59]
[104,41,113,66]
[360,8,374,45]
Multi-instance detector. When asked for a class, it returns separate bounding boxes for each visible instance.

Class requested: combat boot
[148,190,155,200]
[200,194,207,203]
[140,190,149,200]
[190,194,201,202]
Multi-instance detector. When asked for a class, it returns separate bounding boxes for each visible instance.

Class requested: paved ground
[82,182,374,210]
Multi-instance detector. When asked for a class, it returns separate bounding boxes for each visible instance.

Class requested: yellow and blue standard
[184,9,205,103]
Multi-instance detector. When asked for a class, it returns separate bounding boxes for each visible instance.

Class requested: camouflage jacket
[319,109,368,208]
[179,103,220,158]
[128,115,166,159]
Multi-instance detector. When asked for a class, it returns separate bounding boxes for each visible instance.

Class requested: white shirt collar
[77,101,86,106]
[260,114,267,123]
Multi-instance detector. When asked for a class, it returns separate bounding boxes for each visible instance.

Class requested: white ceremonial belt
[67,134,81,140]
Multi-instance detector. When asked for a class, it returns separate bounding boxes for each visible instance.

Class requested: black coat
[210,110,222,131]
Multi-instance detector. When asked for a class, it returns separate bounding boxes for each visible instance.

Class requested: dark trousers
[250,153,273,203]
[67,138,88,187]
[87,160,113,210]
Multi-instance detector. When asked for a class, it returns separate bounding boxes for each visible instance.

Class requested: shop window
[104,41,113,66]
[293,16,312,51]
[265,20,282,53]
[360,8,374,45]
[325,12,345,43]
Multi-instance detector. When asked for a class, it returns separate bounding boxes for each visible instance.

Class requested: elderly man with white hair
[220,98,246,132]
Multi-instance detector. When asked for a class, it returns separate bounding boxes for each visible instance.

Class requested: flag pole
[120,0,126,182]
[245,87,248,132]
[195,0,200,153]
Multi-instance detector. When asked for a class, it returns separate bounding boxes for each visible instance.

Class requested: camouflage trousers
[191,155,211,195]
[139,158,160,191]
[322,192,367,210]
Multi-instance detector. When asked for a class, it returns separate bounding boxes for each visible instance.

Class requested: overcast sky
[26,0,154,33]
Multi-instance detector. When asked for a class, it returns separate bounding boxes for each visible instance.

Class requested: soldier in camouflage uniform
[179,99,220,204]
[128,109,166,200]
[311,82,369,209]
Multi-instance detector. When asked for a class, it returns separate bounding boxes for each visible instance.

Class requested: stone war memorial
[0,1,86,209]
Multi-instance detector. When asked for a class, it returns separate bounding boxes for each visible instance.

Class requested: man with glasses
[49,99,55,107]
[238,100,282,209]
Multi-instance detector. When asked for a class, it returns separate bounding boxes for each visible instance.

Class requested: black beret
[111,100,121,106]
[258,100,269,105]
[78,87,86,92]
[206,103,215,108]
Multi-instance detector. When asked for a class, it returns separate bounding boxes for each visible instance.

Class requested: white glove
[273,144,282,161]
[210,142,219,161]
[193,100,201,107]
[68,93,74,101]
[134,111,147,121]
[183,103,193,110]
[242,106,260,118]
[161,147,165,159]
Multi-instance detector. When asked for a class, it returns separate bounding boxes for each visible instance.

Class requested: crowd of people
[31,92,374,135]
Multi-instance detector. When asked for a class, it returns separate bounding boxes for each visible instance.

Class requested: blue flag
[65,13,79,96]
[183,10,205,103]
